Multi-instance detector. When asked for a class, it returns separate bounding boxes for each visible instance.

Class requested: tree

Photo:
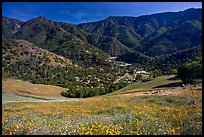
[177,57,202,96]
[151,69,162,78]
[169,69,177,75]
[177,58,202,84]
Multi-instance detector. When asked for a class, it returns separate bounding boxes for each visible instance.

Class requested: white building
[135,71,150,75]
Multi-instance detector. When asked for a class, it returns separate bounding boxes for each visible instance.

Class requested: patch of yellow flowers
[75,121,122,135]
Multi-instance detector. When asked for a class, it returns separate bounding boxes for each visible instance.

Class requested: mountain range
[2,8,202,89]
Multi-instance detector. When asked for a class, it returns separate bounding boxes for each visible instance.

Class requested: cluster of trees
[60,82,128,98]
[61,87,107,98]
[150,69,163,78]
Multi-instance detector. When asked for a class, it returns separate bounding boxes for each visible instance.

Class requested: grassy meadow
[114,75,182,94]
[2,76,202,135]
[2,78,68,97]
[2,79,79,104]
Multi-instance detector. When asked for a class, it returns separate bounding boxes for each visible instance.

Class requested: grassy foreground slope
[2,76,202,135]
[2,79,78,103]
[113,75,182,94]
[3,78,67,97]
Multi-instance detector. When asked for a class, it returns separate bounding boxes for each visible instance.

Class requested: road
[113,73,130,84]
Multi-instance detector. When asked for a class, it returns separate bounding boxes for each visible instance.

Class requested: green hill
[114,75,182,94]
[12,16,109,67]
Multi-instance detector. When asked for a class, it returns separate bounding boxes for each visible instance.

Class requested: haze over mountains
[2,8,202,91]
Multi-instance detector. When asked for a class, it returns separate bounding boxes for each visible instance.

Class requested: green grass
[115,75,182,94]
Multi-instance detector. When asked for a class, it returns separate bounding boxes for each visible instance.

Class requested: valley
[2,6,202,135]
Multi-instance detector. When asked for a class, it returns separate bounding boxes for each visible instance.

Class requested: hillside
[114,75,182,94]
[5,16,108,67]
[117,46,202,73]
[2,78,67,98]
[2,78,79,104]
[2,75,202,135]
[9,39,73,66]
[2,39,75,70]
[78,16,143,49]
[2,39,80,86]
[78,8,201,49]
[2,39,132,94]
[140,20,202,57]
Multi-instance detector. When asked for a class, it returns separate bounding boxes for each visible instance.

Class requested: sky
[2,2,202,24]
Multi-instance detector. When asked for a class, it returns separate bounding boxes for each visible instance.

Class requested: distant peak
[36,16,47,19]
[185,7,197,10]
[2,16,24,23]
[32,16,52,22]
[107,16,114,18]
[105,16,113,20]
[106,16,130,20]
[183,8,201,12]
[105,16,119,22]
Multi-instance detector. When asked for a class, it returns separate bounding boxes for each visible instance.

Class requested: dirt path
[113,73,130,84]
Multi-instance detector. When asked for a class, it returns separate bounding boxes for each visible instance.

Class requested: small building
[135,71,150,75]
